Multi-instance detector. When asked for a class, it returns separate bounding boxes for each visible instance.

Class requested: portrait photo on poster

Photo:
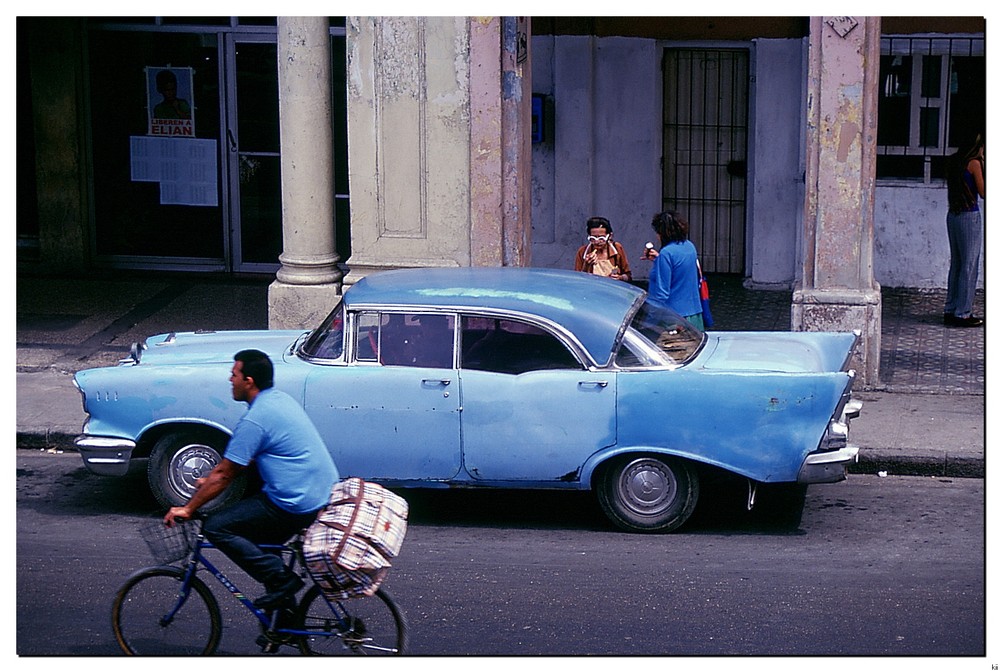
[147,66,195,137]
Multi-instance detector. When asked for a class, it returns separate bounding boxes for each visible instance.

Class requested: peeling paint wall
[874,183,984,289]
[529,35,809,287]
[530,32,965,290]
[747,39,806,288]
[530,35,663,278]
[346,17,472,277]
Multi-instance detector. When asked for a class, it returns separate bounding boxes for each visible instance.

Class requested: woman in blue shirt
[644,210,704,330]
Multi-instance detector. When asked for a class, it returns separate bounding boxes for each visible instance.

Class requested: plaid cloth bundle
[303,477,408,599]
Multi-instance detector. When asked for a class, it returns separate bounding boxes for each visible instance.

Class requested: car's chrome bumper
[797,393,863,484]
[74,435,136,477]
[797,444,860,484]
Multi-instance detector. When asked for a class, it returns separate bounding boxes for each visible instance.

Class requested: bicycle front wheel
[296,585,408,655]
[111,566,222,655]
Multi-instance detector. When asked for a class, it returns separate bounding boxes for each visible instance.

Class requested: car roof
[345,267,646,364]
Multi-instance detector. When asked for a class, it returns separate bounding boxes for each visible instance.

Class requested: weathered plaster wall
[530,33,970,290]
[874,183,984,289]
[530,35,662,278]
[346,17,472,279]
[747,39,805,289]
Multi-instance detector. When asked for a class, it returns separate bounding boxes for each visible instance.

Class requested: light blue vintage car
[74,267,862,533]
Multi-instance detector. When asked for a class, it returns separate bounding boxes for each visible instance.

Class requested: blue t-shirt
[648,240,702,317]
[225,387,338,514]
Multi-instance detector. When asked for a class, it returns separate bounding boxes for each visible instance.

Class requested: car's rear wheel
[596,455,699,533]
[148,431,245,511]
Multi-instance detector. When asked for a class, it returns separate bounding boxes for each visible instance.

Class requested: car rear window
[622,299,705,365]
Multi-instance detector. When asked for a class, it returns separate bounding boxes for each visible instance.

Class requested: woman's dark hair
[586,216,613,234]
[234,349,274,390]
[651,210,689,244]
[946,132,985,212]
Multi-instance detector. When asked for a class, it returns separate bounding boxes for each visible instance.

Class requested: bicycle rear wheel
[111,566,222,655]
[296,585,408,655]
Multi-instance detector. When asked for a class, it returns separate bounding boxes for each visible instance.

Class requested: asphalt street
[16,450,986,657]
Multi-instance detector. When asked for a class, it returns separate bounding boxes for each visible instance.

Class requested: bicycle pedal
[255,634,281,654]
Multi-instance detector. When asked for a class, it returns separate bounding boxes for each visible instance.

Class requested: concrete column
[268,17,343,329]
[345,17,470,283]
[469,18,504,266]
[792,17,882,389]
[470,17,532,267]
[345,16,532,284]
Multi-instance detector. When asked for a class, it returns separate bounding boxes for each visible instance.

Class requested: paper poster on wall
[130,136,218,207]
[146,66,195,137]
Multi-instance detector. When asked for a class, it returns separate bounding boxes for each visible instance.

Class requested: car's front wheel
[148,431,245,511]
[596,455,699,533]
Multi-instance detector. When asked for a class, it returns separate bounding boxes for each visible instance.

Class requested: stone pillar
[345,17,532,284]
[268,17,343,329]
[792,17,882,389]
[470,17,532,267]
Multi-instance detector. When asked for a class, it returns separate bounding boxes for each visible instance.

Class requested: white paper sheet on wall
[130,136,218,207]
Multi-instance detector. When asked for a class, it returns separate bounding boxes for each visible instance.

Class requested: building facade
[17,16,987,387]
[529,17,985,289]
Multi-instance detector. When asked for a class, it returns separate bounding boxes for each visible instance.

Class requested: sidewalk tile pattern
[705,276,984,395]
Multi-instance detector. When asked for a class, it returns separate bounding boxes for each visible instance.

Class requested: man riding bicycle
[165,349,338,610]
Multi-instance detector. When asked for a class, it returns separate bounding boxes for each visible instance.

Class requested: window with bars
[877,35,985,182]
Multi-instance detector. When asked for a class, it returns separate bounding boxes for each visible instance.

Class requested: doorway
[87,27,281,273]
[661,48,749,274]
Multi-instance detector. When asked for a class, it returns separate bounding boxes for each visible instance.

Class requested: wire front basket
[139,519,201,564]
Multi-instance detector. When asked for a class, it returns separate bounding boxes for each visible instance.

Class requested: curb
[854,454,984,479]
[16,431,80,451]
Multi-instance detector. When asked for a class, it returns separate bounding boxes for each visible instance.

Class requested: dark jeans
[202,492,319,592]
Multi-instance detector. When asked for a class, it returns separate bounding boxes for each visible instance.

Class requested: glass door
[88,30,227,268]
[226,35,282,272]
[87,26,284,272]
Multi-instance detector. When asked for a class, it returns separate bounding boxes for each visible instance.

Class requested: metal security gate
[662,48,749,274]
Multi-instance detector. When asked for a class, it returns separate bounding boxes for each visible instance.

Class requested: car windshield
[299,303,345,360]
[625,298,705,365]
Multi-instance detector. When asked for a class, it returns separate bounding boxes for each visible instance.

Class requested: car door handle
[422,379,451,386]
[579,380,609,388]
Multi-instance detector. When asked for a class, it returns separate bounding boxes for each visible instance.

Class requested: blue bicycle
[111,518,408,655]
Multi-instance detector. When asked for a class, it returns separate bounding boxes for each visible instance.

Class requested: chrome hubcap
[169,444,220,499]
[618,458,677,516]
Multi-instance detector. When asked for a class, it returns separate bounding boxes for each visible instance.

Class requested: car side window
[355,312,381,362]
[356,312,455,368]
[461,316,581,374]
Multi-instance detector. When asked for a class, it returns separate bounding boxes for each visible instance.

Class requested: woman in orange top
[574,217,632,282]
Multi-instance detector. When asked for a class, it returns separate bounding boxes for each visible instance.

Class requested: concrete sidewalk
[15,272,985,478]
